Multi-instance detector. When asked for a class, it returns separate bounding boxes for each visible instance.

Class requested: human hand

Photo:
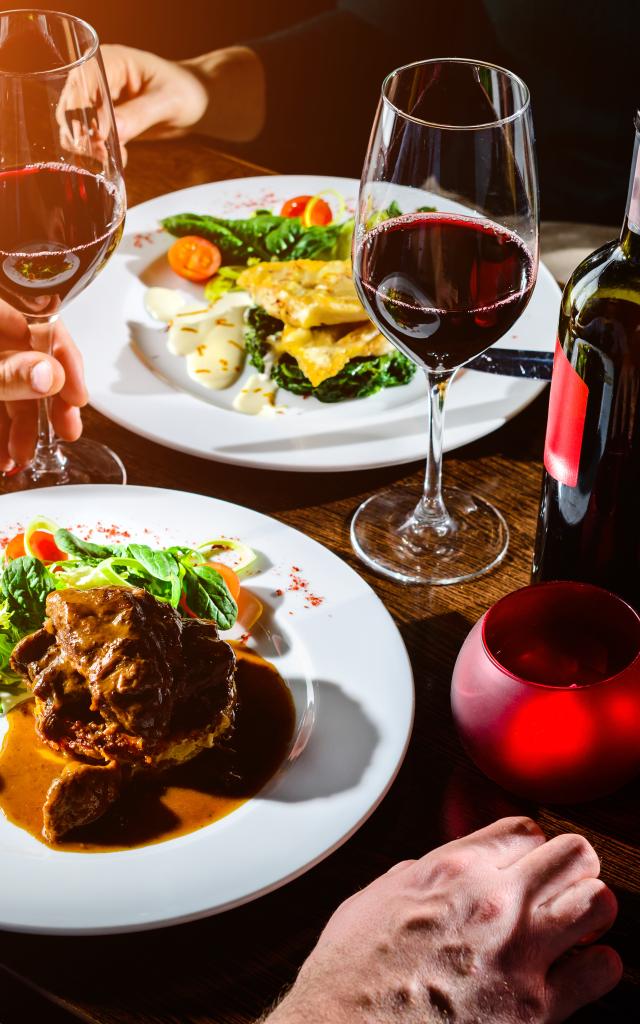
[99,45,209,155]
[95,44,264,160]
[0,302,87,472]
[268,817,622,1024]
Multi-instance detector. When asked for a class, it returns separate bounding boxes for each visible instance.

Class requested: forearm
[182,45,266,143]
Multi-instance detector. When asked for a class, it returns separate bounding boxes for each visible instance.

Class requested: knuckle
[402,909,443,934]
[589,880,618,917]
[561,833,599,870]
[433,852,473,880]
[469,894,505,923]
[506,815,546,841]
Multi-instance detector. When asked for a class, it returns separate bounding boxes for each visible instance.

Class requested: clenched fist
[267,817,621,1024]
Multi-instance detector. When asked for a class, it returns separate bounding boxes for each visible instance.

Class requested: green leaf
[203,266,243,303]
[124,544,178,581]
[1,556,55,632]
[162,211,354,265]
[183,565,237,631]
[54,529,115,561]
[244,304,416,401]
[264,218,304,257]
[124,544,182,606]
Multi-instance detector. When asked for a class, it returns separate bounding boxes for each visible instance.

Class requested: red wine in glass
[0,163,124,318]
[357,213,535,370]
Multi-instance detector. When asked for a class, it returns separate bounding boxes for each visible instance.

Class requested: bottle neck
[620,121,640,260]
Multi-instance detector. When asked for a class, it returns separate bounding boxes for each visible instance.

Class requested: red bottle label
[544,338,589,486]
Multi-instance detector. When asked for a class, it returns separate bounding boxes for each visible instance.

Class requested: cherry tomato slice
[280,195,312,219]
[4,532,25,560]
[167,236,222,283]
[303,196,333,226]
[29,531,68,563]
[4,530,67,562]
[280,195,333,226]
[206,561,241,602]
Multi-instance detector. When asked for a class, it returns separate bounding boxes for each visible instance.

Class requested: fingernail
[1,459,15,474]
[30,361,53,394]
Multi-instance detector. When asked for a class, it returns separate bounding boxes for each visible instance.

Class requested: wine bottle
[532,114,640,609]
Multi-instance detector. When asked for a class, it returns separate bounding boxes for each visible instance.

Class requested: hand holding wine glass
[0,8,126,490]
[0,301,86,472]
[352,59,539,584]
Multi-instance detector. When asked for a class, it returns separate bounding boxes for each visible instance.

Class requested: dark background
[0,0,333,58]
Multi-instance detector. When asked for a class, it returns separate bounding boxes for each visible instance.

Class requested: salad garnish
[0,519,257,713]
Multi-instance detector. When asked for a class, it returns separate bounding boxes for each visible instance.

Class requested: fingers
[1,393,83,470]
[0,300,31,351]
[538,878,618,960]
[547,945,623,1022]
[5,401,38,467]
[514,832,601,905]
[451,816,546,869]
[0,351,65,402]
[51,322,88,407]
[50,397,83,442]
[0,406,13,472]
[114,90,169,145]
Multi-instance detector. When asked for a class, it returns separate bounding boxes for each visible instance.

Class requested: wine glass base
[351,485,509,585]
[1,438,126,492]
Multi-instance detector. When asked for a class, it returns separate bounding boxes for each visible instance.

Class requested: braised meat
[43,761,122,842]
[11,586,237,840]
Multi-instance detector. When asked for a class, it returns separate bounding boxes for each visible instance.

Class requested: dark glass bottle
[532,115,640,609]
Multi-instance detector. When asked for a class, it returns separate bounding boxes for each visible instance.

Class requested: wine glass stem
[28,320,69,481]
[413,368,455,529]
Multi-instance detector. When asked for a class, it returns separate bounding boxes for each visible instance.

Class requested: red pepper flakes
[239,632,251,645]
[287,566,324,608]
[274,588,284,597]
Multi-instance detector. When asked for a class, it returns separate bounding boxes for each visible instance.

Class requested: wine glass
[352,59,539,584]
[0,9,126,489]
[451,581,640,803]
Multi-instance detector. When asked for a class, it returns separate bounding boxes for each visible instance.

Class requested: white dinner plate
[66,175,561,472]
[0,485,413,935]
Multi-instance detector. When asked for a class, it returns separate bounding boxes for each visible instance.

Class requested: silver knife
[466,349,554,381]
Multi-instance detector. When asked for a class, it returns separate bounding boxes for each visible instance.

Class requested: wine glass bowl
[0,9,126,489]
[451,581,640,803]
[351,59,539,584]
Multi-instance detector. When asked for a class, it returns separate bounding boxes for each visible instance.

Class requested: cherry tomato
[167,236,221,282]
[303,196,333,226]
[280,195,333,226]
[280,195,312,219]
[29,531,68,563]
[4,530,67,562]
[206,561,241,602]
[4,532,25,560]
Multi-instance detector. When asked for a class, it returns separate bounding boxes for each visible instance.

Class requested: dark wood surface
[0,138,638,1024]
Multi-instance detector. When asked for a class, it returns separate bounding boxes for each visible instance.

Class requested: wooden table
[0,139,637,1024]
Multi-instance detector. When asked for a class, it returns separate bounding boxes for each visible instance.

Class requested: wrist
[181,46,265,143]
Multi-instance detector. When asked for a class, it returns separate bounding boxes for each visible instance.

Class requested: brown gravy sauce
[0,645,295,852]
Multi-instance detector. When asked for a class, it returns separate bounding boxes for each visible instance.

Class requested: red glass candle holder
[451,581,640,803]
